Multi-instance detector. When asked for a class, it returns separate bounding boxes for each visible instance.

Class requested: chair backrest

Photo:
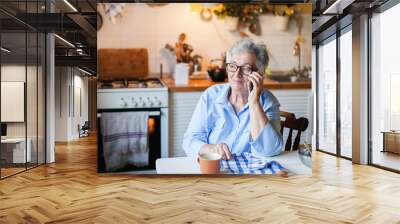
[280,111,309,151]
[82,121,90,129]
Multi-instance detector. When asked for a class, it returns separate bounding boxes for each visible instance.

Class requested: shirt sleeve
[249,99,283,157]
[182,92,209,157]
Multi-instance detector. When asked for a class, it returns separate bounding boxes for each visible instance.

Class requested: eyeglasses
[226,63,254,76]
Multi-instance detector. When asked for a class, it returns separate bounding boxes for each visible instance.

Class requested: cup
[197,153,221,174]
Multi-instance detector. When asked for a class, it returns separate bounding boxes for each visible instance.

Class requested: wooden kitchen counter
[162,76,311,92]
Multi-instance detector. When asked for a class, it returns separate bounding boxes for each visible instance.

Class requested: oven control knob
[120,97,128,107]
[145,97,153,107]
[142,101,146,107]
[154,97,162,106]
[131,98,138,107]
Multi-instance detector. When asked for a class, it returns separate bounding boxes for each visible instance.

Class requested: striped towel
[220,153,287,174]
[101,112,149,171]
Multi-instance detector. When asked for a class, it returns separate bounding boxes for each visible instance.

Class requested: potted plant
[164,33,204,84]
[213,3,241,31]
[213,3,268,34]
[274,5,294,31]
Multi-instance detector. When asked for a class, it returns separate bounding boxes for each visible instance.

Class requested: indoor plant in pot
[274,5,294,31]
[164,33,202,84]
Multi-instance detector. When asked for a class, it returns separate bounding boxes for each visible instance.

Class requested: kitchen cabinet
[169,92,203,157]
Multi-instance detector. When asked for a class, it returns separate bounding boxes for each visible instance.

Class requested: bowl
[298,146,312,168]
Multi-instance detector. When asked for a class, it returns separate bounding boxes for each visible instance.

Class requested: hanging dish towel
[101,111,149,172]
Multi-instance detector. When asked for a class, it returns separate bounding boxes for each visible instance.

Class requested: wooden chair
[279,111,309,151]
[78,121,90,138]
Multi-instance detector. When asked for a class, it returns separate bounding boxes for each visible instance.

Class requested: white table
[1,138,32,163]
[156,151,312,174]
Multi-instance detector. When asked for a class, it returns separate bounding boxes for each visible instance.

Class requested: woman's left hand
[247,71,264,105]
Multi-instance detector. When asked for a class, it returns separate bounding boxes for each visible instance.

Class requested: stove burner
[98,78,164,89]
[98,82,113,89]
[127,80,146,88]
[146,79,163,88]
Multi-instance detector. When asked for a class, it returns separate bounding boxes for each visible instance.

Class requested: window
[317,36,337,154]
[339,28,352,158]
[370,2,400,171]
[0,1,47,179]
[316,23,353,159]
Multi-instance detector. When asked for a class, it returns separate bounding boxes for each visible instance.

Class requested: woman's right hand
[199,143,232,160]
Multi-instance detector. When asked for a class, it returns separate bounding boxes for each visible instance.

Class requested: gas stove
[97,78,168,109]
[97,78,166,90]
[97,77,170,169]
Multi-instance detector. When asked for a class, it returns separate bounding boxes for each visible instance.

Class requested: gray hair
[226,38,269,74]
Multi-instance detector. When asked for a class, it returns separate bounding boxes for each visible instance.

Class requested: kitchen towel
[101,111,149,171]
[220,152,288,174]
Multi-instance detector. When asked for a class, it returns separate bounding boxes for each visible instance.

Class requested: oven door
[97,108,161,173]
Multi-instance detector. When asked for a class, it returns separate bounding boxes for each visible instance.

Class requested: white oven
[97,82,168,173]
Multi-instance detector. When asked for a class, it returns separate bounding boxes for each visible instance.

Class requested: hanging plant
[273,5,295,31]
[213,3,296,35]
[214,3,262,35]
[273,5,295,17]
[213,3,267,25]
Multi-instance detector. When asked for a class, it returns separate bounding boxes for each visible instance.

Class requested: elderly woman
[182,39,283,161]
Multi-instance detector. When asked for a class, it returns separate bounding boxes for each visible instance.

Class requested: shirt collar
[215,84,231,104]
[215,84,250,115]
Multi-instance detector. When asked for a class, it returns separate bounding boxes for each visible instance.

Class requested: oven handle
[97,111,161,117]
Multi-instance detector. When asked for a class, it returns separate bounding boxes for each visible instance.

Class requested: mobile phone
[248,81,253,93]
[247,71,254,93]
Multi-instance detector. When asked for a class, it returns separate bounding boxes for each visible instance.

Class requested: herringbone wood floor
[1,135,400,224]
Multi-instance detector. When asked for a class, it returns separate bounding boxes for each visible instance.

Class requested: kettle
[207,58,227,82]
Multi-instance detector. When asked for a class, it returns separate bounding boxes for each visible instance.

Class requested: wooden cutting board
[98,48,149,80]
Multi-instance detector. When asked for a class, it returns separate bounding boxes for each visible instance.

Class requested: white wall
[98,3,312,74]
[1,65,36,138]
[1,66,26,139]
[55,67,69,141]
[72,73,89,138]
[54,67,89,141]
[1,64,46,163]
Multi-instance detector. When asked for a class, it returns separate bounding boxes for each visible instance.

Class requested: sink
[267,75,292,82]
[267,74,311,82]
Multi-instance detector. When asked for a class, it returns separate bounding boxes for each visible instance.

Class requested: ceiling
[312,0,390,44]
[1,0,97,73]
